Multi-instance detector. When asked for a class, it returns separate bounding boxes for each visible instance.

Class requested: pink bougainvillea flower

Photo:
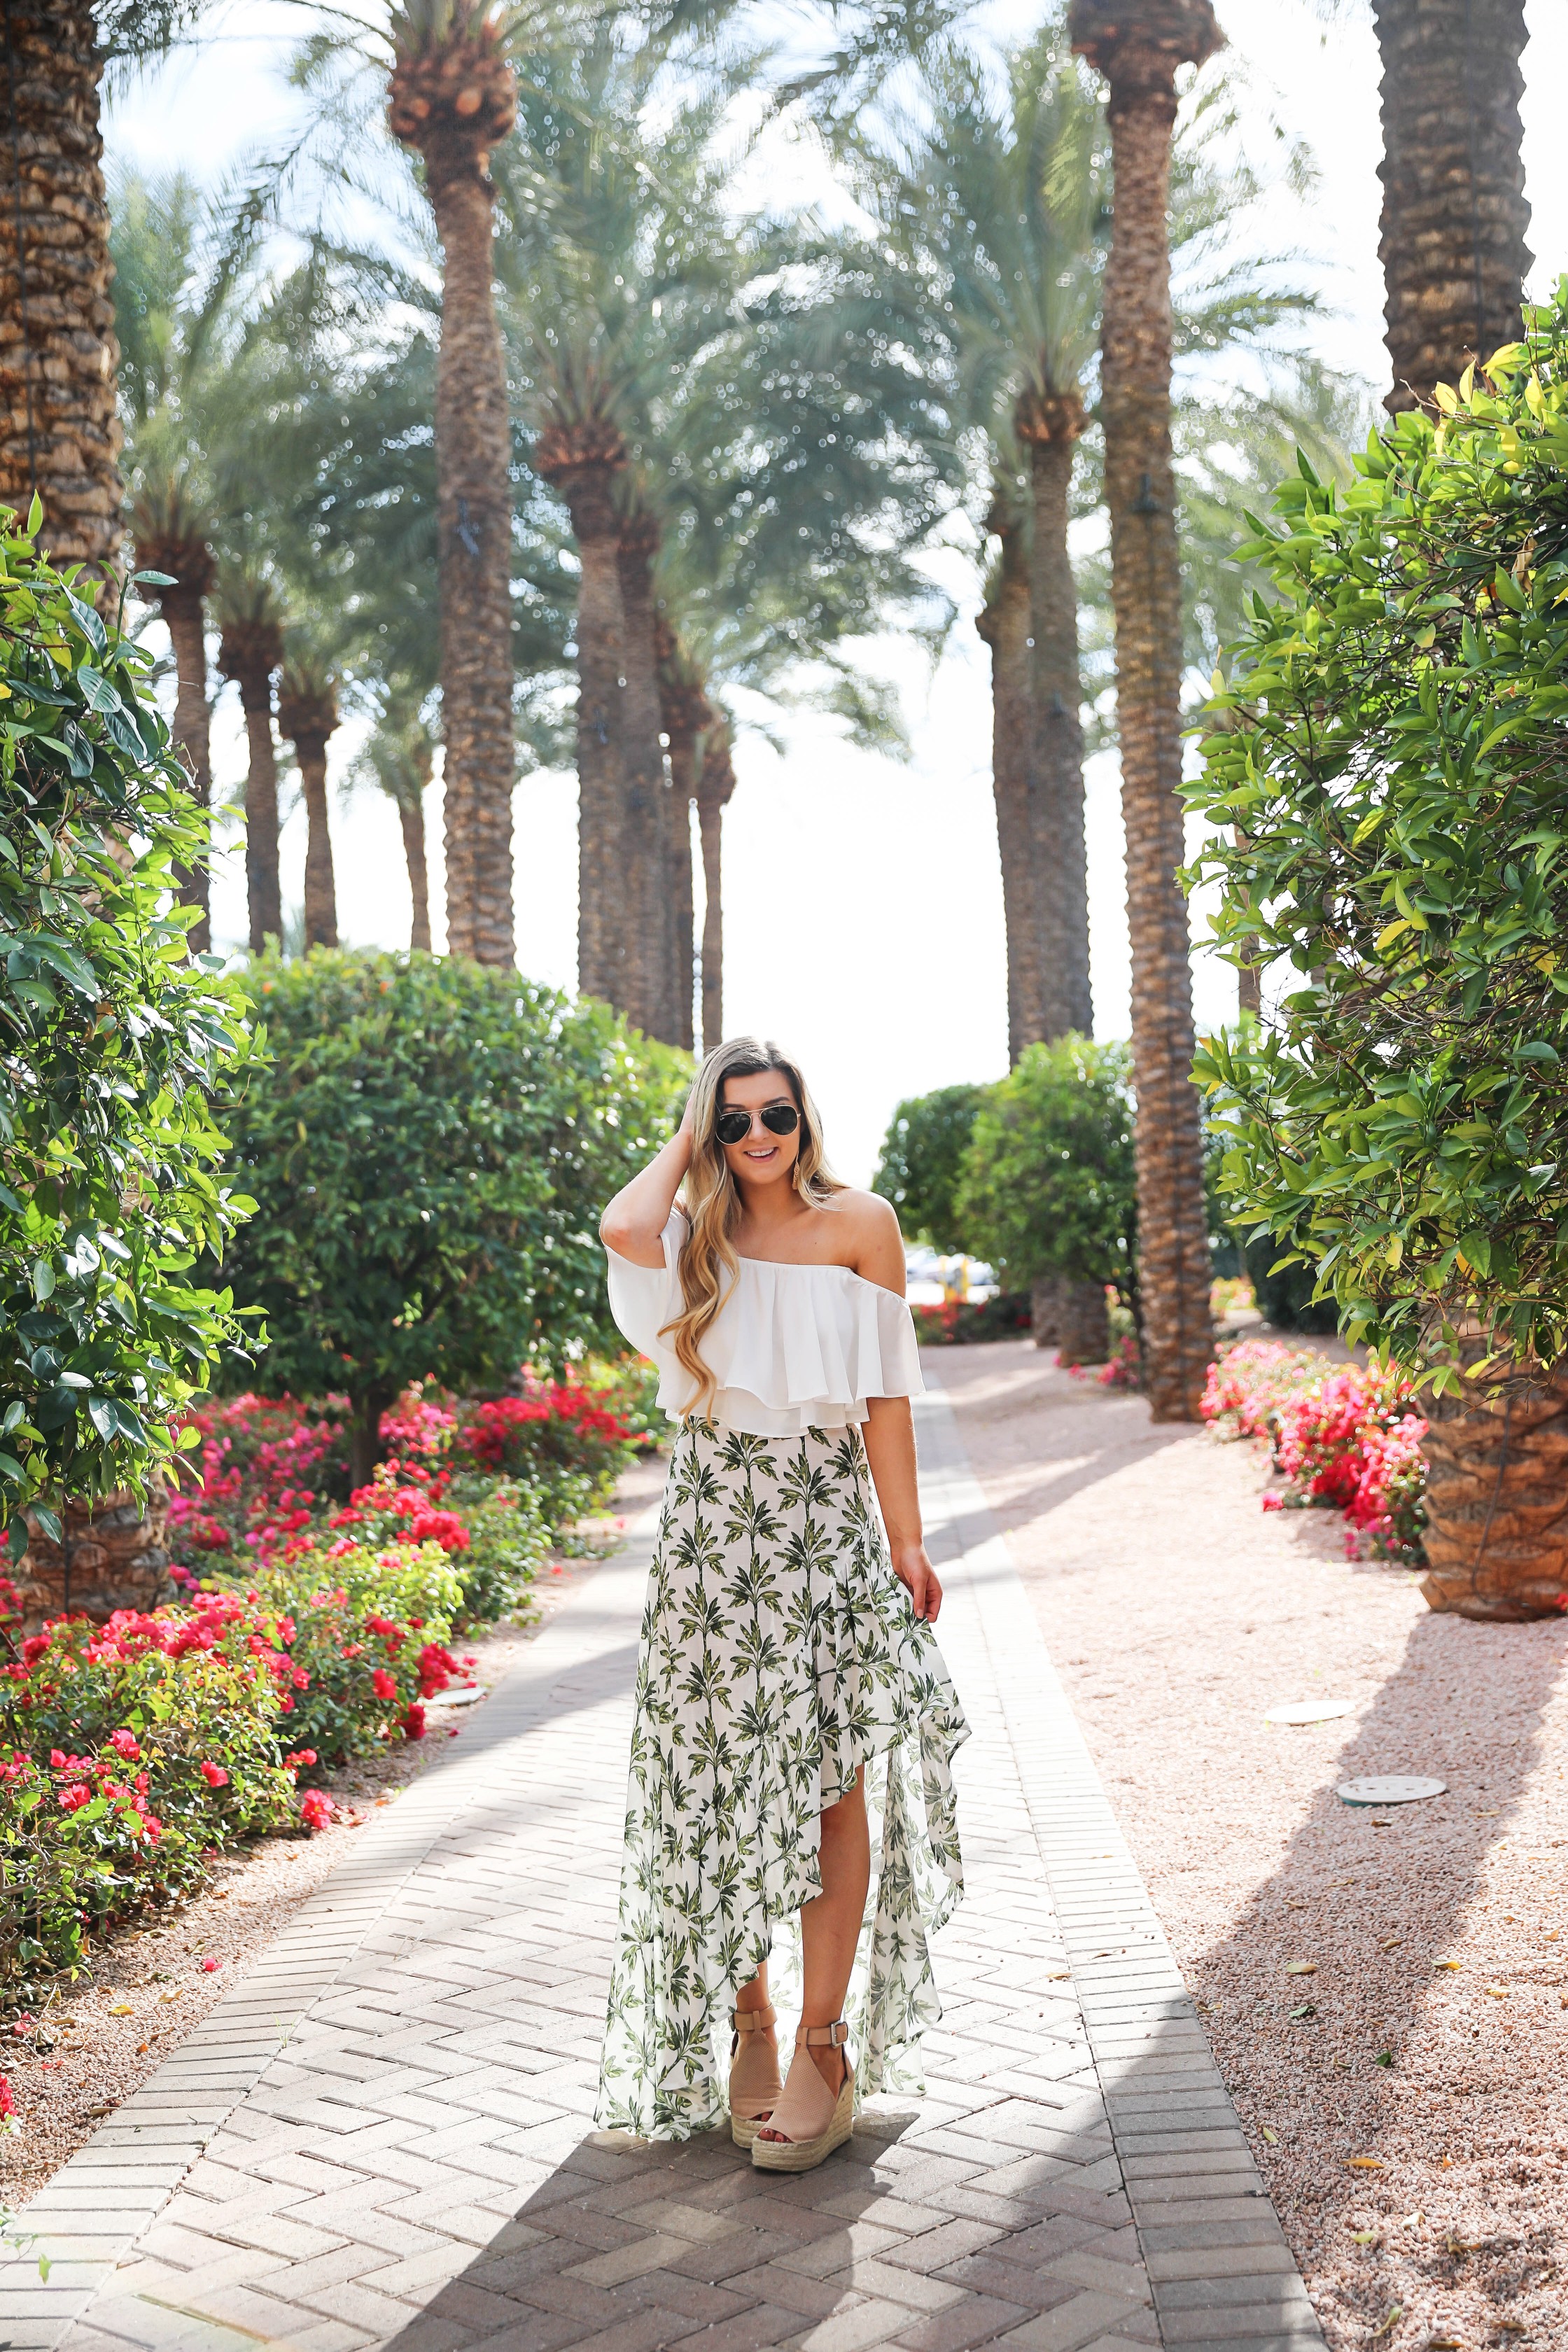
[402,1702,426,1742]
[371,1667,397,1702]
[108,1729,141,1763]
[200,1761,229,1788]
[200,1958,220,1973]
[300,1788,336,1832]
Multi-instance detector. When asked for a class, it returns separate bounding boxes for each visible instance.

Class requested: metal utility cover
[1338,1775,1447,1807]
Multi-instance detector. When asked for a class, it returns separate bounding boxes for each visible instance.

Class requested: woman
[596,1035,967,2171]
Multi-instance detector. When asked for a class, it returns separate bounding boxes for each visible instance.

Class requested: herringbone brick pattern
[0,1386,1322,2352]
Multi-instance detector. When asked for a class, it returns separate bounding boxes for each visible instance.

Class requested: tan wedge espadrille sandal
[750,2020,854,2173]
[728,2003,783,2148]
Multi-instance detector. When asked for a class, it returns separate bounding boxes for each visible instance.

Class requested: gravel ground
[0,1459,668,2213]
[931,1338,1568,2352]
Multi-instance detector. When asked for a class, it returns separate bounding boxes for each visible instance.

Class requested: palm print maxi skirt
[596,1419,969,2141]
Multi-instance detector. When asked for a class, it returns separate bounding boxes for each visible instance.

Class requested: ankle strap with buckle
[731,2003,776,2032]
[796,2019,849,2049]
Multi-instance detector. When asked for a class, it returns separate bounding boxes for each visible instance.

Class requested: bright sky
[105,1,1568,1185]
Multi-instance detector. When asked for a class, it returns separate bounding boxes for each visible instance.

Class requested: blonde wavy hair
[664,1036,843,1416]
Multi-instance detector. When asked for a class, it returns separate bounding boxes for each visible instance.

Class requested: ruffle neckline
[603,1213,925,1436]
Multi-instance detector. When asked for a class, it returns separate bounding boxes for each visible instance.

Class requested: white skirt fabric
[595,1418,968,2141]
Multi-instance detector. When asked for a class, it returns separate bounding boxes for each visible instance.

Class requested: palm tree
[277,648,342,951]
[617,503,679,1040]
[384,1,518,967]
[127,470,216,947]
[496,37,747,1039]
[214,563,286,953]
[1369,0,1530,412]
[974,482,1046,1063]
[0,3,122,589]
[1070,0,1222,1423]
[694,715,736,1052]
[352,687,438,952]
[112,169,307,955]
[530,411,629,1011]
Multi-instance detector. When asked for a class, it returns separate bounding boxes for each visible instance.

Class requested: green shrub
[955,1040,1138,1306]
[0,1581,298,1982]
[872,1084,985,1252]
[253,1539,465,1768]
[216,951,687,1478]
[0,508,258,1551]
[440,1473,550,1623]
[1187,289,1568,1378]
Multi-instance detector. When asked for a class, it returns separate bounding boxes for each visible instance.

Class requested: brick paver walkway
[2,1384,1322,2352]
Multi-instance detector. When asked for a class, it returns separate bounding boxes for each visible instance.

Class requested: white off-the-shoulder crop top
[604,1209,925,1436]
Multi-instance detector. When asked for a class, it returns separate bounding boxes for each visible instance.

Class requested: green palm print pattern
[596,1419,969,2141]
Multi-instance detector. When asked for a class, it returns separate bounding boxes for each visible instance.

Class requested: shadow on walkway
[1192,1606,1567,2344]
[379,2111,923,2352]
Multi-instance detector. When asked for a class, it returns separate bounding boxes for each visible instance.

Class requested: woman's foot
[728,2003,782,2149]
[752,2022,855,2173]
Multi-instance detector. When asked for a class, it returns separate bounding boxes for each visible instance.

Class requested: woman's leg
[758,1768,869,2138]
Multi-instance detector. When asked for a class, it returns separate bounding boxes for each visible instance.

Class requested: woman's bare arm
[862,1395,941,1622]
[599,1098,694,1269]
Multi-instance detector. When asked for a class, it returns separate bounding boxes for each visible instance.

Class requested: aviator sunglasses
[715,1102,800,1147]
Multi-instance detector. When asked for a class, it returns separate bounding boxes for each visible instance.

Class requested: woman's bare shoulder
[826,1189,904,1284]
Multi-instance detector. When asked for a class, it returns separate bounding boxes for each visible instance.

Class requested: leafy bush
[1202,1343,1427,1562]
[458,1377,632,1513]
[909,1294,1032,1345]
[0,507,258,1550]
[955,1039,1138,1306]
[0,1525,484,1991]
[1188,290,1568,1378]
[216,950,687,1478]
[166,1394,551,1625]
[324,1457,548,1627]
[872,1085,985,1252]
[165,1394,352,1572]
[251,1538,467,1770]
[1201,1339,1331,1439]
[0,1578,299,1981]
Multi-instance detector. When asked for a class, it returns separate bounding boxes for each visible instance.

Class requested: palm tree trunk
[1419,1350,1568,1620]
[1072,0,1220,1424]
[237,673,281,953]
[160,582,213,954]
[298,741,338,951]
[1022,413,1091,1037]
[421,160,515,967]
[666,723,697,1054]
[1371,0,1531,413]
[399,795,431,953]
[976,522,1045,1065]
[696,723,736,1055]
[549,470,626,1011]
[617,522,676,1042]
[0,1,122,594]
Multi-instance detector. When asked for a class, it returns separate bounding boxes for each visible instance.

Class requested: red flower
[371,1667,397,1702]
[200,1958,220,1973]
[300,1788,335,1833]
[200,1761,230,1788]
[58,1784,92,1812]
[109,1729,141,1763]
[0,2077,12,2120]
[402,1703,426,1741]
[284,1749,318,1769]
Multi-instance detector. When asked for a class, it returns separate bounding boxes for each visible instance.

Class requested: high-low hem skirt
[595,1418,969,2142]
